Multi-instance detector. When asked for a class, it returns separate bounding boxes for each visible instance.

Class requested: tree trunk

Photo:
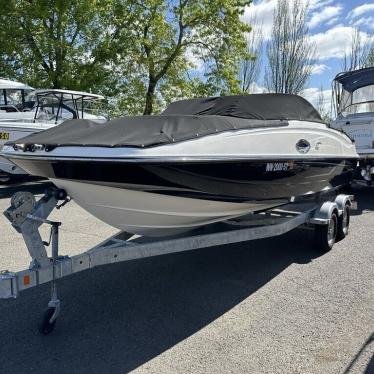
[52,73,60,89]
[143,80,156,115]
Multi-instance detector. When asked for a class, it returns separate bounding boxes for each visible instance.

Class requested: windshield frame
[333,80,374,117]
[33,91,105,124]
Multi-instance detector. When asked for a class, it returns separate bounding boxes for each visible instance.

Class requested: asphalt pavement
[0,179,373,374]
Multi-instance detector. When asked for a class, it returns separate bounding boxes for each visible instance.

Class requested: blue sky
[241,0,374,111]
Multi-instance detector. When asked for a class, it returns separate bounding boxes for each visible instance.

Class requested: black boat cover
[10,94,322,149]
[163,94,322,122]
[334,67,374,92]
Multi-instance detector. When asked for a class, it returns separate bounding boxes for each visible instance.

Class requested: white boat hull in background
[0,124,47,176]
[332,114,374,157]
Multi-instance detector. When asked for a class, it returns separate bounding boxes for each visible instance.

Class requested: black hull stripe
[10,158,357,203]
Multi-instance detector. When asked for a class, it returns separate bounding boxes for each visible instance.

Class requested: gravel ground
[0,180,373,374]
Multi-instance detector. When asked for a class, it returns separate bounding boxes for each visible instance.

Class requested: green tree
[0,0,252,115]
[109,0,252,114]
[0,0,135,91]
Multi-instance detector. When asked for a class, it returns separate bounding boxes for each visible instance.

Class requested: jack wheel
[38,307,57,335]
[10,191,36,209]
[314,211,338,252]
[337,204,350,241]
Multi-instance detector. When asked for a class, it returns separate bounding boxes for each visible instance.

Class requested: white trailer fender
[309,201,339,225]
[334,194,353,212]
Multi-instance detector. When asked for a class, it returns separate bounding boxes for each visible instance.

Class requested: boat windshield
[34,90,106,123]
[337,85,374,116]
[333,68,374,117]
[0,89,35,112]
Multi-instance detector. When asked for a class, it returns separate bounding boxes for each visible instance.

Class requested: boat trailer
[0,188,354,334]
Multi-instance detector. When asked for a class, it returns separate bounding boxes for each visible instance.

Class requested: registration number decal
[266,162,290,172]
[0,132,9,140]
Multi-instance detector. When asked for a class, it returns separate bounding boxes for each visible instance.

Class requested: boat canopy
[35,89,104,101]
[0,78,34,90]
[10,94,320,149]
[333,67,374,93]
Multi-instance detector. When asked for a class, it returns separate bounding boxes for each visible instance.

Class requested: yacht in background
[0,78,35,122]
[0,89,105,180]
[331,67,374,184]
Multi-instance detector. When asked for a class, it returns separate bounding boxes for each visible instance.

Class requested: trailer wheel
[337,203,350,241]
[38,307,57,335]
[314,211,338,252]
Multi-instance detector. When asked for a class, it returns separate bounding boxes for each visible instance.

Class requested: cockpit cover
[9,94,322,149]
[334,67,374,92]
[163,93,322,122]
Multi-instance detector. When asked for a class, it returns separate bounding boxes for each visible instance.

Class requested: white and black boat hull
[1,99,359,236]
[6,156,357,236]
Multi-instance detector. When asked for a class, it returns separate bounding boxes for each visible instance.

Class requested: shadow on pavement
[365,354,374,374]
[342,332,374,373]
[347,185,374,216]
[0,228,323,374]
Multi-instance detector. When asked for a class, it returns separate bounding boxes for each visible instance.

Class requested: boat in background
[331,67,374,184]
[0,89,105,180]
[2,94,358,236]
[0,78,35,122]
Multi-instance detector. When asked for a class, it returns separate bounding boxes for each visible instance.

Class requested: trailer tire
[314,211,338,252]
[337,203,350,241]
[38,307,57,335]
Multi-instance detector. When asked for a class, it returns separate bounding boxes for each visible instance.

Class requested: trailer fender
[334,194,353,213]
[309,201,339,225]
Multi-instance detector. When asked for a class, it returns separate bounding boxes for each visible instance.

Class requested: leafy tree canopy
[0,0,252,115]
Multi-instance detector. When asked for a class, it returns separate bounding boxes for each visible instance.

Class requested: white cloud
[348,3,374,19]
[308,5,343,29]
[309,0,334,11]
[249,82,268,93]
[242,0,277,40]
[310,26,374,60]
[302,87,332,114]
[309,64,329,75]
[326,16,339,26]
[351,16,374,31]
[242,0,344,40]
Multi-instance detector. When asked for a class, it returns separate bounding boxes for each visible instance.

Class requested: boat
[0,89,105,179]
[330,67,374,184]
[0,78,35,122]
[1,94,358,236]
